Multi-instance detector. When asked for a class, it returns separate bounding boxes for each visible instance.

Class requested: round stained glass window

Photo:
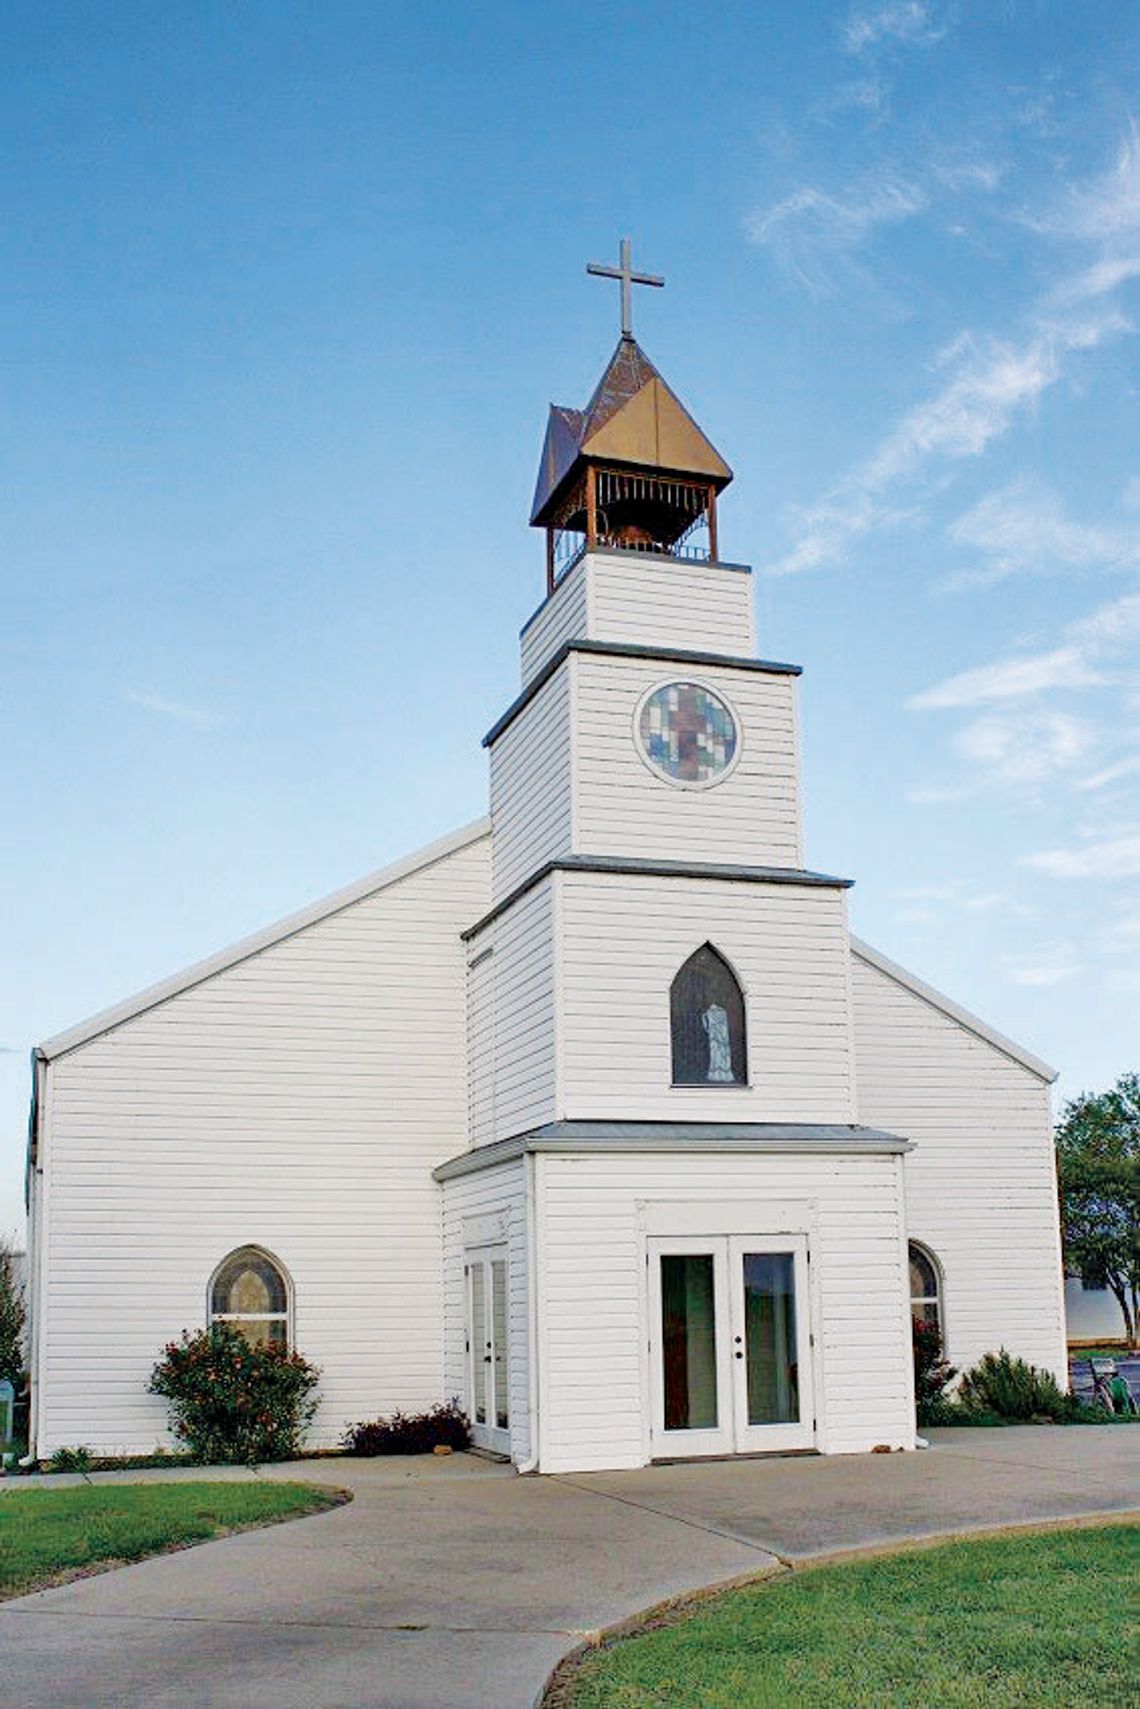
[637,681,739,786]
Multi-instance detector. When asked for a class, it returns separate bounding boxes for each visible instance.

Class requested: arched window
[670,944,747,1086]
[209,1247,290,1349]
[909,1242,942,1336]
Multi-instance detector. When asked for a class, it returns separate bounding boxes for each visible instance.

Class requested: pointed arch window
[670,945,747,1086]
[908,1242,942,1337]
[209,1247,291,1349]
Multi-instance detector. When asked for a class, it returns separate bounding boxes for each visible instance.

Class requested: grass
[554,1524,1139,1709]
[0,1480,346,1600]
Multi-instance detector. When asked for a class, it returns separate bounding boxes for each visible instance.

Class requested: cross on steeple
[586,237,665,339]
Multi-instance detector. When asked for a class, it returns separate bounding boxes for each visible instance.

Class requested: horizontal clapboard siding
[34,835,491,1456]
[537,1150,912,1472]
[557,871,855,1123]
[850,949,1067,1380]
[574,654,801,868]
[467,878,557,1146]
[441,1158,530,1464]
[490,663,572,900]
[588,552,755,658]
[520,557,589,685]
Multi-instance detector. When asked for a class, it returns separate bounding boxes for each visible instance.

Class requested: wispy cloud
[954,710,1093,785]
[842,2,945,55]
[764,129,1140,576]
[904,783,972,805]
[1020,830,1140,880]
[1076,754,1140,792]
[946,477,1140,589]
[125,691,225,731]
[745,174,926,295]
[1004,942,1085,987]
[910,590,1140,709]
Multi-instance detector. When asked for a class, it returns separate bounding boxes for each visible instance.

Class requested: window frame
[669,942,750,1089]
[207,1245,293,1350]
[908,1240,944,1339]
[632,678,744,793]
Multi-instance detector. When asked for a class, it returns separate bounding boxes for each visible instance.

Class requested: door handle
[484,1355,492,1363]
[734,1351,744,1360]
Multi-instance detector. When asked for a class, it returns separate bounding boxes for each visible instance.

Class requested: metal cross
[586,237,665,338]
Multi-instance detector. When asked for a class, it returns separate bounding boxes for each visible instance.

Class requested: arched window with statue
[670,944,748,1087]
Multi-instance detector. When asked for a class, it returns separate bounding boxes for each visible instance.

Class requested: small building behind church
[25,257,1067,1471]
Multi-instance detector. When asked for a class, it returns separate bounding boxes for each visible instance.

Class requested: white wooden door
[466,1246,510,1454]
[649,1234,814,1458]
[728,1235,814,1453]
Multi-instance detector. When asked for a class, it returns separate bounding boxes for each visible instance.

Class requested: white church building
[26,263,1067,1471]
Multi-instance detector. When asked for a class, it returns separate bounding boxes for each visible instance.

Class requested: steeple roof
[530,336,732,526]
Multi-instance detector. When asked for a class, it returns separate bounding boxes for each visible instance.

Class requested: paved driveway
[2,1428,1137,1709]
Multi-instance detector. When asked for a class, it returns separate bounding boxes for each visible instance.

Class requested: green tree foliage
[1055,1072,1140,1347]
[0,1239,27,1386]
[149,1324,320,1465]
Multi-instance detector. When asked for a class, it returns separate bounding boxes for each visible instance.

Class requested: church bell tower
[530,239,733,591]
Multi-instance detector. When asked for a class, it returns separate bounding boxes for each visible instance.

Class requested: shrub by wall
[342,1399,470,1456]
[149,1325,320,1465]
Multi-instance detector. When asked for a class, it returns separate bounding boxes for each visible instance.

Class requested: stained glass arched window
[209,1247,290,1349]
[909,1242,942,1335]
[670,945,747,1086]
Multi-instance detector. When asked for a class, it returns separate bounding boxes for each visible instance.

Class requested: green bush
[957,1349,1072,1422]
[912,1318,957,1425]
[149,1325,320,1465]
[48,1444,93,1473]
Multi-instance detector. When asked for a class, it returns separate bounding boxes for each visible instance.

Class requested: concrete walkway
[1,1427,1136,1709]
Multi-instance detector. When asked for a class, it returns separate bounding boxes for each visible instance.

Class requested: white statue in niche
[702,1003,734,1082]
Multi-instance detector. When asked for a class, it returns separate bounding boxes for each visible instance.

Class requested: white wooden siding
[588,551,756,658]
[557,871,856,1123]
[850,949,1067,1381]
[33,835,491,1456]
[519,557,588,685]
[573,654,802,869]
[490,664,572,900]
[518,550,756,688]
[467,878,557,1146]
[440,1157,531,1465]
[535,1149,913,1472]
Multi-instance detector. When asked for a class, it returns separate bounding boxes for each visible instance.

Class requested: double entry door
[648,1235,814,1456]
[466,1246,510,1454]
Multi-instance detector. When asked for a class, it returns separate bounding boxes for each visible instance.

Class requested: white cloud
[843,2,944,54]
[1020,830,1140,879]
[905,783,972,804]
[947,478,1140,588]
[745,174,926,296]
[911,590,1140,710]
[765,128,1140,577]
[1005,944,1084,987]
[125,691,225,731]
[1076,754,1140,791]
[910,647,1102,710]
[954,711,1092,784]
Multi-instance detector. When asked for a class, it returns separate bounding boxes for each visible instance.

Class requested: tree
[1055,1073,1140,1347]
[0,1239,27,1386]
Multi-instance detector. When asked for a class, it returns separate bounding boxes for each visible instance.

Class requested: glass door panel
[742,1251,799,1426]
[466,1246,510,1453]
[648,1238,734,1457]
[730,1236,814,1452]
[661,1254,719,1430]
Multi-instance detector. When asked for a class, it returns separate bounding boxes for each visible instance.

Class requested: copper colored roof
[530,335,733,526]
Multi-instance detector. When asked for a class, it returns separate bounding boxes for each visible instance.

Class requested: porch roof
[433,1120,911,1181]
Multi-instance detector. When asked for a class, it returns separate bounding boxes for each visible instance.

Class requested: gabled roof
[850,936,1057,1083]
[530,336,732,525]
[37,818,492,1062]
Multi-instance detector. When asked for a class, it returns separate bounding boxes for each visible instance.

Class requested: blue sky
[3,1,1139,1238]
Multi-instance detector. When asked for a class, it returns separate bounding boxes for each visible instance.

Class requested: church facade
[25,301,1067,1471]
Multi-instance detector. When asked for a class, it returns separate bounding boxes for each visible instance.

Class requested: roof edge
[850,935,1058,1084]
[434,1121,912,1181]
[38,817,492,1062]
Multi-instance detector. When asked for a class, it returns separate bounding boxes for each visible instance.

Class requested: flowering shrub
[343,1399,470,1456]
[149,1325,320,1465]
[912,1318,957,1426]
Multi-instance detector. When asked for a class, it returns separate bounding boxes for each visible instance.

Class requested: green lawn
[557,1525,1139,1709]
[0,1480,345,1600]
